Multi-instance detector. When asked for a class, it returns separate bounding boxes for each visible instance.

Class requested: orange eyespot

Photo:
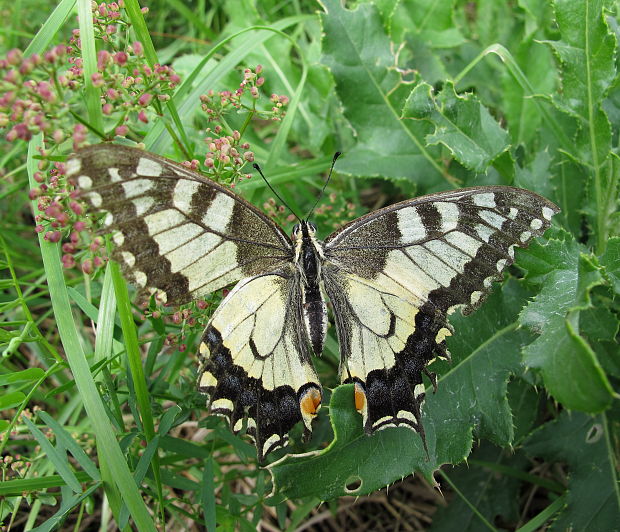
[300,387,322,416]
[354,383,366,412]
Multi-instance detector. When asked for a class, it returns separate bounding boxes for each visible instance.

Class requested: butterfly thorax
[292,221,328,356]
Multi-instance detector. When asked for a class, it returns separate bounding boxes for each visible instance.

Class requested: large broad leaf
[524,410,620,531]
[601,237,620,295]
[518,231,613,412]
[269,282,535,500]
[543,0,615,167]
[402,81,509,173]
[319,0,446,186]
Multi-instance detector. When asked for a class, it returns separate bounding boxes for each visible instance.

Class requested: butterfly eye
[292,223,301,236]
[308,222,317,233]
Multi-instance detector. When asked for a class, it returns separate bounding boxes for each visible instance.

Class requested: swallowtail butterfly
[68,144,559,461]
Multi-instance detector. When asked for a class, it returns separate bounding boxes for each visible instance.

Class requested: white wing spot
[137,157,163,176]
[479,210,506,230]
[397,207,426,243]
[530,218,543,230]
[413,383,426,398]
[475,223,494,243]
[497,258,508,272]
[133,196,155,216]
[542,206,554,220]
[134,271,147,287]
[109,168,122,183]
[78,175,93,189]
[203,193,235,232]
[483,276,494,288]
[473,192,496,208]
[436,202,459,233]
[471,290,483,305]
[520,231,532,242]
[173,179,200,213]
[122,178,153,199]
[508,207,519,219]
[104,212,114,226]
[112,231,124,246]
[122,251,135,267]
[66,158,81,176]
[508,244,516,259]
[89,192,102,207]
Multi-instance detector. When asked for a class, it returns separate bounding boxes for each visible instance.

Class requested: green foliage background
[0,0,619,530]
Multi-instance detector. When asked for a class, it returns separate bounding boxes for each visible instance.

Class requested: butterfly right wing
[197,270,322,461]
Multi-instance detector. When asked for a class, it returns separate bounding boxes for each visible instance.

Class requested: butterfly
[68,144,559,461]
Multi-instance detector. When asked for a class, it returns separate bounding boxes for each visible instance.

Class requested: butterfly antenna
[305,151,341,221]
[252,162,302,223]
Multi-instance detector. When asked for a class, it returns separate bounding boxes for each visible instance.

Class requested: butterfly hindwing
[197,271,321,460]
[323,187,559,447]
[67,144,292,305]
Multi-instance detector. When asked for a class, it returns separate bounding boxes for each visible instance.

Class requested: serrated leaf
[319,0,445,185]
[544,0,616,166]
[524,411,620,531]
[402,81,509,172]
[269,284,533,500]
[519,233,613,412]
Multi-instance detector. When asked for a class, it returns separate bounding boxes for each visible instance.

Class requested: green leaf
[600,237,620,295]
[30,483,101,532]
[544,0,616,167]
[0,391,25,410]
[0,368,45,386]
[402,81,510,173]
[269,283,533,499]
[319,0,446,185]
[22,415,82,493]
[390,0,466,48]
[37,411,101,482]
[519,232,613,412]
[524,411,620,531]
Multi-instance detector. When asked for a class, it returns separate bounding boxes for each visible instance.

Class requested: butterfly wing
[323,186,559,447]
[67,144,292,304]
[197,271,322,461]
[67,144,321,459]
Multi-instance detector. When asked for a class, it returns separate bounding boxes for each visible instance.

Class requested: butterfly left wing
[322,186,559,449]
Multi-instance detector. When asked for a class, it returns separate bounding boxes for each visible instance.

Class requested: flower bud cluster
[139,297,212,353]
[1,2,180,147]
[199,65,288,123]
[30,160,107,274]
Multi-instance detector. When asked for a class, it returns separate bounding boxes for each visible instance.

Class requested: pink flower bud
[62,254,76,269]
[137,110,148,123]
[45,231,61,243]
[102,103,113,115]
[6,48,22,66]
[73,221,86,232]
[115,124,128,136]
[35,224,44,233]
[81,258,93,275]
[138,93,152,106]
[113,51,128,65]
[256,64,263,74]
[243,151,254,162]
[131,41,143,56]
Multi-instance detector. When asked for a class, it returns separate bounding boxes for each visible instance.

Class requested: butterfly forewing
[68,144,292,305]
[323,187,559,446]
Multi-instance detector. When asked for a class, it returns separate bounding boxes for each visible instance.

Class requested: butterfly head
[291,220,317,241]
